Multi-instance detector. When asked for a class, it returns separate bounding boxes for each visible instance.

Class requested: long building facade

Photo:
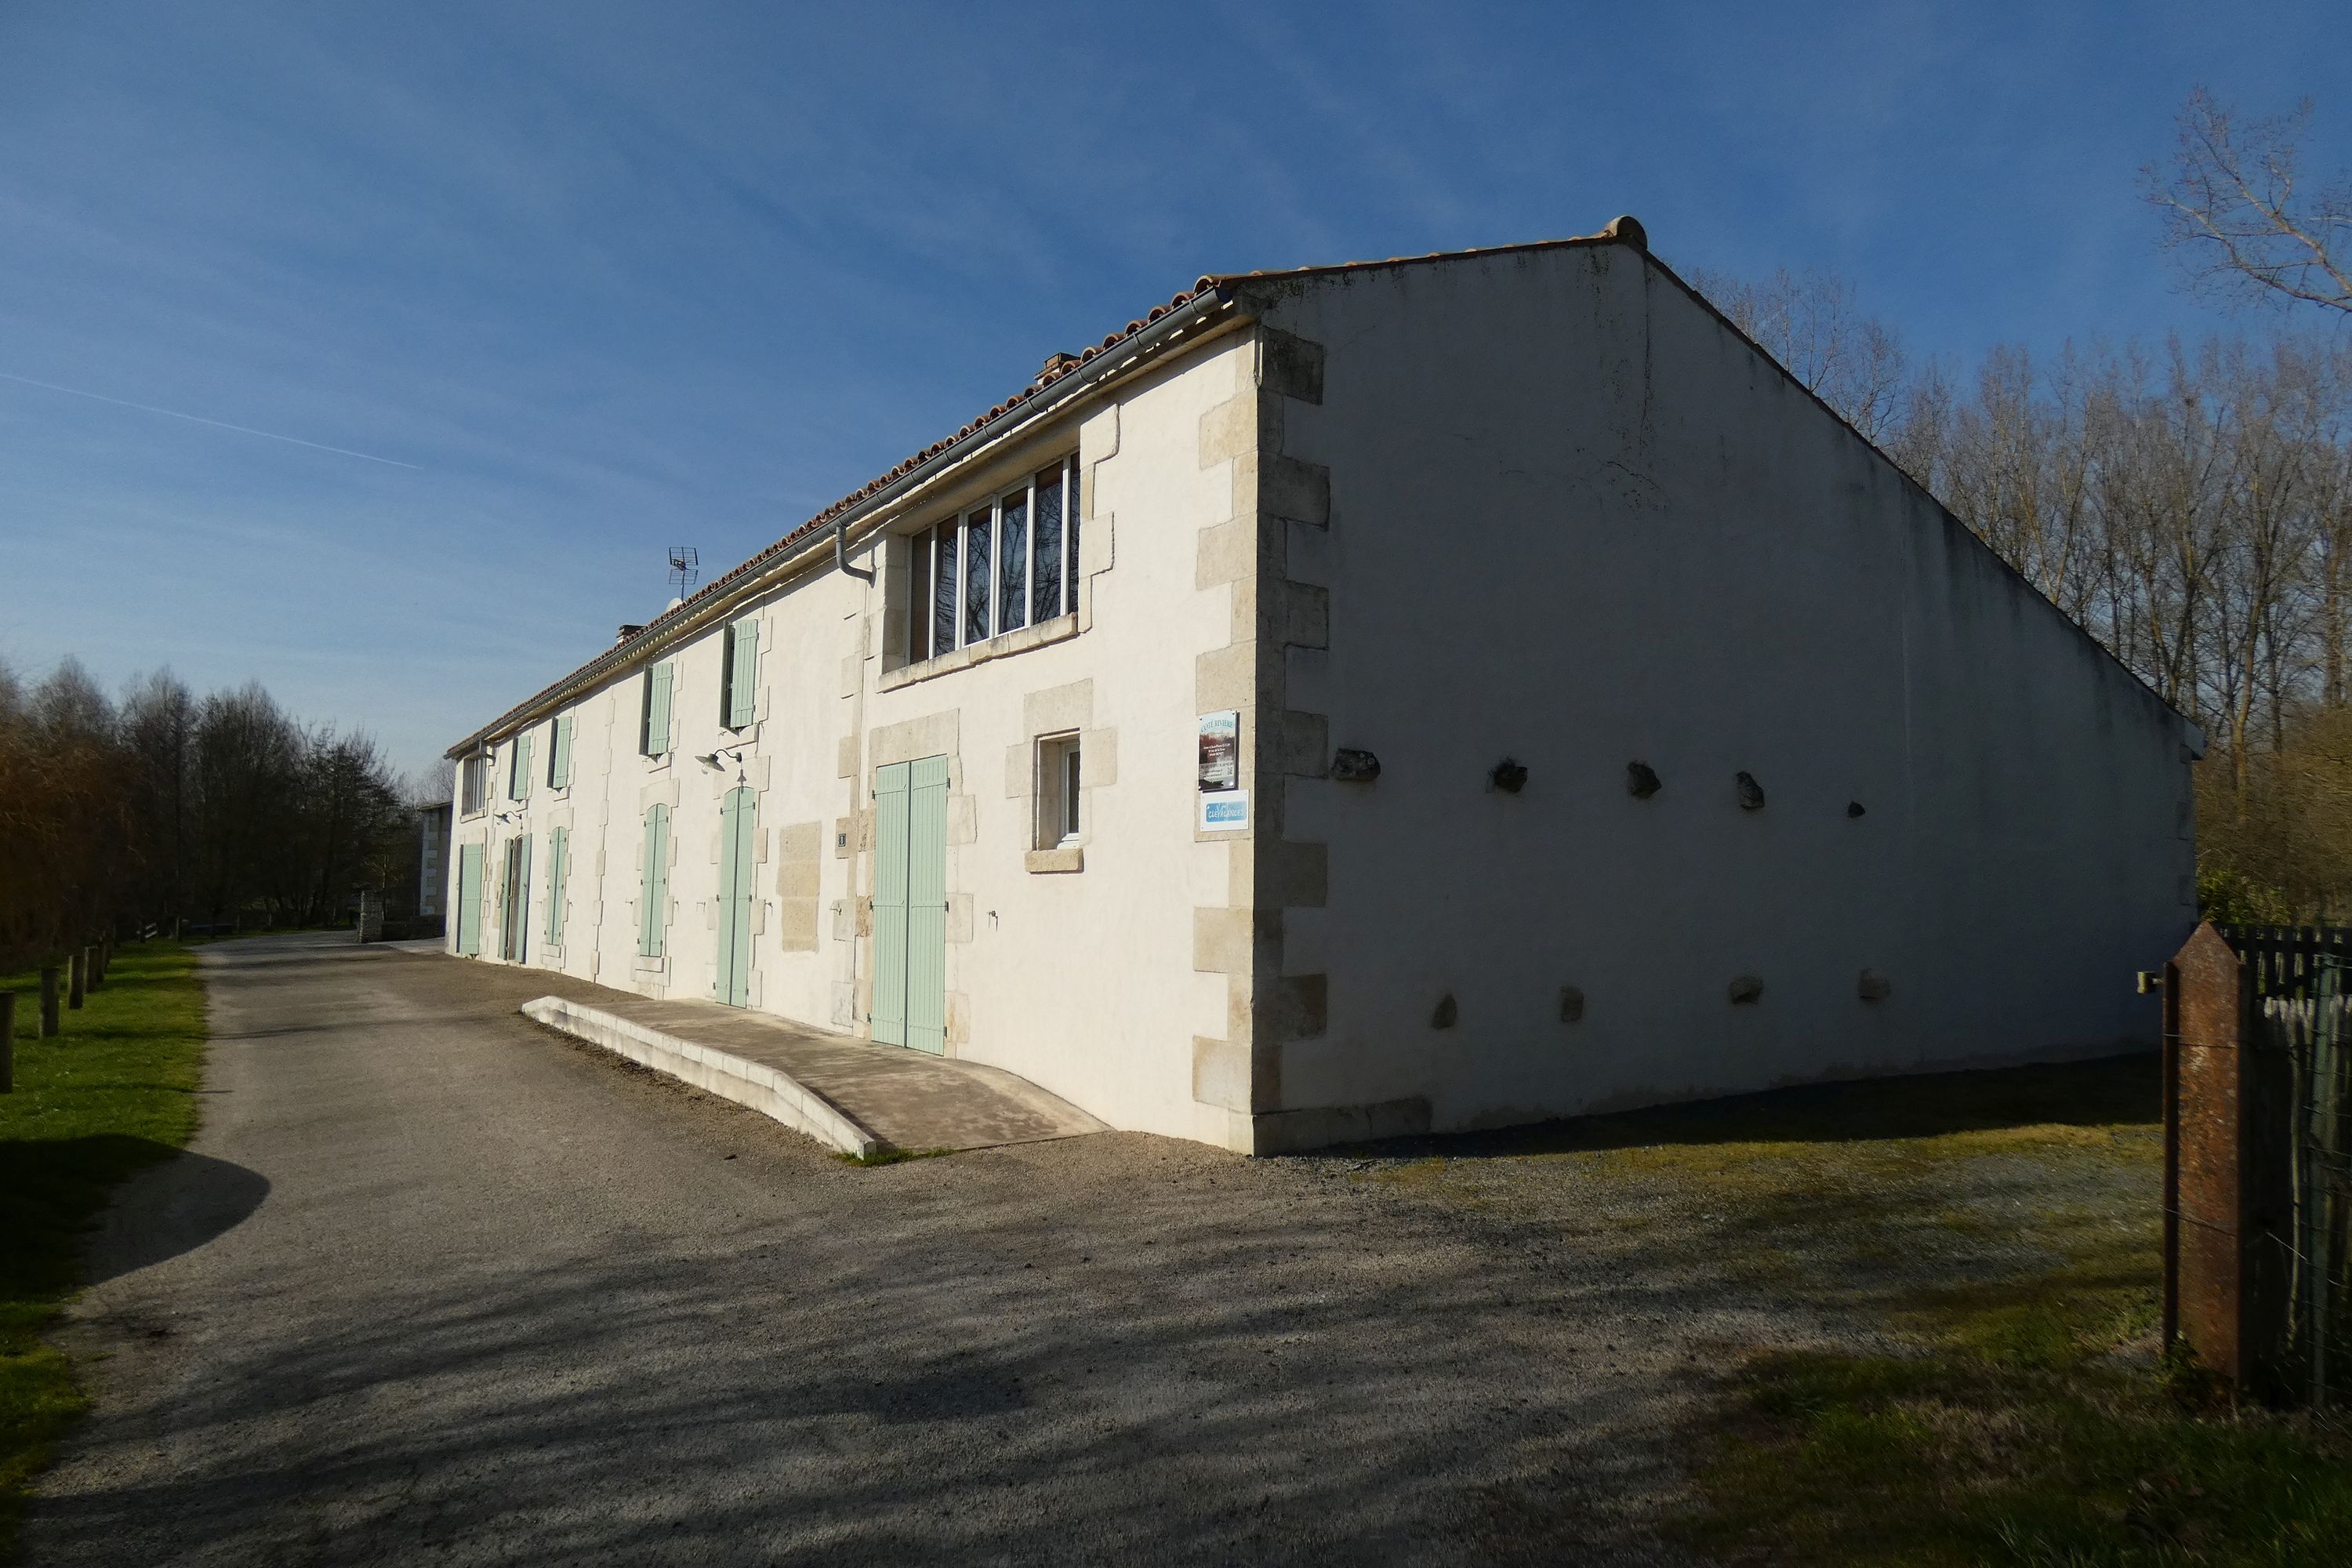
[445,220,2201,1153]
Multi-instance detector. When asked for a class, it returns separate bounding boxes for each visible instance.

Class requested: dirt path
[21,933,1823,1566]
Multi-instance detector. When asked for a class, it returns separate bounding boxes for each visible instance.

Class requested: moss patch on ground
[1355,1058,2352,1563]
[0,946,207,1561]
[1561,1059,2352,1565]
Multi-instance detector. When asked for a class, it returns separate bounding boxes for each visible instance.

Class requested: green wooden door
[456,843,483,956]
[715,786,756,1007]
[904,756,949,1054]
[869,755,947,1054]
[872,761,910,1046]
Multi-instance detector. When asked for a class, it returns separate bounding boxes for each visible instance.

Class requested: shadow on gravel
[74,1146,272,1287]
[1330,1053,2161,1163]
[27,1147,1704,1567]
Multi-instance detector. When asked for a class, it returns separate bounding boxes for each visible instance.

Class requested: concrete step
[520,994,1107,1157]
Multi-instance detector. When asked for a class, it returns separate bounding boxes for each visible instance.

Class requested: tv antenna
[667,545,699,601]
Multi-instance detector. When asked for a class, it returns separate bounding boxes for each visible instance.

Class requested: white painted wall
[1254,245,2198,1133]
[446,333,1256,1145]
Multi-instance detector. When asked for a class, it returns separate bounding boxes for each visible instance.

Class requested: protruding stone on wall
[1282,582,1330,649]
[1281,711,1329,777]
[1194,642,1258,715]
[1260,326,1325,405]
[1022,677,1094,739]
[1257,452,1331,528]
[1736,771,1766,811]
[1192,906,1261,975]
[1728,975,1764,1004]
[1857,970,1892,1002]
[1196,515,1255,589]
[1559,985,1585,1022]
[1431,993,1458,1029]
[1261,973,1327,1042]
[1628,760,1661,798]
[1193,1035,1253,1112]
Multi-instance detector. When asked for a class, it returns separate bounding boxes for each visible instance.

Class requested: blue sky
[3,0,2348,781]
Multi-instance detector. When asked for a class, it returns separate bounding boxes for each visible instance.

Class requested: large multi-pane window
[908,455,1080,664]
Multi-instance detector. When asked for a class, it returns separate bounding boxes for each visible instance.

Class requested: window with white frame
[459,753,487,816]
[907,455,1080,664]
[1035,732,1081,849]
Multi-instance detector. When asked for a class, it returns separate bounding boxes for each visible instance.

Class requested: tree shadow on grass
[1327,1053,2162,1162]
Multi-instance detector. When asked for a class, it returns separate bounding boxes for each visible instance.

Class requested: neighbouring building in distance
[442,218,2201,1154]
[416,802,451,923]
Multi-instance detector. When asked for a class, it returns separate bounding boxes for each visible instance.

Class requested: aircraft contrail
[0,369,421,470]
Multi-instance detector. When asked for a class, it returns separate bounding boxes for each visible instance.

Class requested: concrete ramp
[521,995,1107,1157]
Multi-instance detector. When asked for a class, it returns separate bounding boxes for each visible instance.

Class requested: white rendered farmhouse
[445,219,2199,1154]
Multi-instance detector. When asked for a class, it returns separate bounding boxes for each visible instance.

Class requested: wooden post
[39,966,60,1037]
[1,991,13,1094]
[2164,922,2294,1401]
[68,949,87,1010]
[89,939,105,992]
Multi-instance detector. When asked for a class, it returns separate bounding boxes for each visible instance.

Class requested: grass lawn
[0,945,207,1560]
[1493,1060,2352,1566]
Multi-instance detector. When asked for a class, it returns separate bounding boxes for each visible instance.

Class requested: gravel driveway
[21,932,1811,1566]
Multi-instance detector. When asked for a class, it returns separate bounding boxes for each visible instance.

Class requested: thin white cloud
[0,370,420,469]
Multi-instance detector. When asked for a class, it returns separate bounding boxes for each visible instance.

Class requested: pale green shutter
[904,756,949,1054]
[544,826,568,946]
[550,716,573,789]
[871,762,910,1045]
[727,617,760,730]
[715,787,755,1006]
[646,665,673,757]
[456,843,484,956]
[511,735,532,800]
[639,804,670,957]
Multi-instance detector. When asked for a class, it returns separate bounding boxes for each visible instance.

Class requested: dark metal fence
[2217,924,2352,1000]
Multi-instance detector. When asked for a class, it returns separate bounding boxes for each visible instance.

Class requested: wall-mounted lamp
[1490,758,1529,794]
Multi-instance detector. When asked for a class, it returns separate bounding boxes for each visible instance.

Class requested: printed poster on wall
[1198,710,1240,793]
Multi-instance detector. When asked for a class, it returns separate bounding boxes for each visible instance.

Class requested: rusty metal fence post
[2163,922,2295,1399]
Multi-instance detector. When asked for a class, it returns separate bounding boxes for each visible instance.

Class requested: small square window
[1036,732,1081,849]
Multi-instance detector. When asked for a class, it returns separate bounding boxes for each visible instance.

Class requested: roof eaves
[445,281,1241,758]
[1200,217,1646,291]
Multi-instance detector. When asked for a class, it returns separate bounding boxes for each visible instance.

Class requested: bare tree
[1691,265,1912,441]
[2147,87,2352,318]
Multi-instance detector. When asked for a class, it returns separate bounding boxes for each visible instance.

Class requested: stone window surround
[876,423,1111,689]
[458,752,488,818]
[901,452,1080,665]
